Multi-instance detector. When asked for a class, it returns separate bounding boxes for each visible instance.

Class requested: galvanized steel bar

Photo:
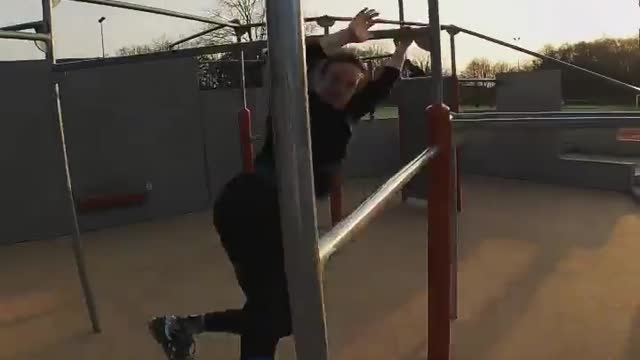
[0,21,43,31]
[319,147,438,264]
[42,0,101,333]
[428,0,444,103]
[53,28,422,73]
[244,15,430,29]
[169,24,226,49]
[66,0,238,27]
[454,111,640,119]
[264,0,328,358]
[0,30,49,42]
[53,40,267,72]
[453,116,640,129]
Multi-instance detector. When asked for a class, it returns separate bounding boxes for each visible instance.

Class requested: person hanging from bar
[148,8,413,360]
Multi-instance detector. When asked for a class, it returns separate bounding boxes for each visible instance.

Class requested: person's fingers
[356,8,368,18]
[365,9,378,20]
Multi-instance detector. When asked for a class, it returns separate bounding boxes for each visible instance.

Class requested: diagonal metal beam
[66,0,239,27]
[0,30,50,42]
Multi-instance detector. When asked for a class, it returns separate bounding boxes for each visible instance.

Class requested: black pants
[207,173,291,359]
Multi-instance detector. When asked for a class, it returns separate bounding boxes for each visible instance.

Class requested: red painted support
[427,103,453,360]
[456,148,462,212]
[330,171,343,226]
[238,107,255,172]
[77,192,147,213]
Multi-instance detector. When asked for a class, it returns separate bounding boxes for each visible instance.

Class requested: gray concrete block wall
[58,58,210,231]
[7,58,634,244]
[0,61,71,243]
[496,70,563,112]
[344,119,401,178]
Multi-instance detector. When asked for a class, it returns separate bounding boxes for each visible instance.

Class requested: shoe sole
[148,317,174,359]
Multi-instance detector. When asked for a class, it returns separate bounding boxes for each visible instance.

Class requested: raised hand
[347,8,380,43]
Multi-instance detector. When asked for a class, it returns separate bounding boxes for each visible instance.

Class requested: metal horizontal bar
[453,117,640,130]
[318,147,439,264]
[66,0,238,28]
[449,25,640,94]
[0,30,50,42]
[308,15,430,27]
[241,15,430,30]
[361,54,393,61]
[54,27,421,72]
[454,111,640,119]
[0,20,43,31]
[53,40,267,72]
[170,24,226,48]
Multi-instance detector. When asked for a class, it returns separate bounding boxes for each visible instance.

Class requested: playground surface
[1,176,639,360]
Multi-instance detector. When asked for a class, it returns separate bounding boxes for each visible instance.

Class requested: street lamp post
[98,16,106,58]
[513,36,521,71]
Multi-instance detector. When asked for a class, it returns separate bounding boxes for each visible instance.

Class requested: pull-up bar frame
[65,0,239,28]
[0,30,50,42]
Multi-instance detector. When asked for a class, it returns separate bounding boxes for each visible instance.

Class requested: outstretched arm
[346,38,412,119]
[318,8,379,53]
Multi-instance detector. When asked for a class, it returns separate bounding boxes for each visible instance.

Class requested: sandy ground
[1,176,639,360]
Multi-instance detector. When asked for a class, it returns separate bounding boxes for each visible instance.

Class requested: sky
[1,0,639,68]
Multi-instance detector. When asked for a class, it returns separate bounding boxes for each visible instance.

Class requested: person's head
[314,51,367,110]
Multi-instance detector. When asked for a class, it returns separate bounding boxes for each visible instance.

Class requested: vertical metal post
[240,50,247,108]
[42,0,101,333]
[264,0,328,359]
[398,0,405,24]
[428,0,444,103]
[323,26,330,36]
[238,49,254,172]
[100,22,105,57]
[448,31,460,113]
[449,32,457,78]
[427,104,452,360]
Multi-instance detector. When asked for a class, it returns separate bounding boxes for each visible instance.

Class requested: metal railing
[318,147,439,263]
[65,0,238,27]
[453,116,640,129]
[0,30,49,41]
[52,27,427,73]
[454,111,640,119]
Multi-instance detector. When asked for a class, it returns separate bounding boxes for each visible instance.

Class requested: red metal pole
[330,171,343,226]
[238,107,255,172]
[456,148,462,212]
[427,103,453,360]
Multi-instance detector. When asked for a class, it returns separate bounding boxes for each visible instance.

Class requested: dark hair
[321,51,366,74]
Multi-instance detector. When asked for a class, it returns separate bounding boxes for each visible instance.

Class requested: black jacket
[255,41,400,198]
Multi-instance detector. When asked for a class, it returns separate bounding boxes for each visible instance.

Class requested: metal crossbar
[52,28,428,72]
[453,116,640,129]
[66,0,239,27]
[0,30,49,42]
[318,147,439,263]
[454,111,640,119]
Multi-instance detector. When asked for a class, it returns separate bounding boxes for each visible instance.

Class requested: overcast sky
[1,0,638,67]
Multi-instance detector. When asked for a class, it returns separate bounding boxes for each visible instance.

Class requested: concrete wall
[396,74,639,201]
[0,61,70,244]
[200,87,269,200]
[496,70,562,112]
[3,58,634,244]
[58,58,211,231]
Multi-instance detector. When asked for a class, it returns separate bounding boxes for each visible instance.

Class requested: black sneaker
[148,316,196,360]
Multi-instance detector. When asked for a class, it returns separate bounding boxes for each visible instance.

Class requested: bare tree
[117,36,174,56]
[198,0,318,46]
